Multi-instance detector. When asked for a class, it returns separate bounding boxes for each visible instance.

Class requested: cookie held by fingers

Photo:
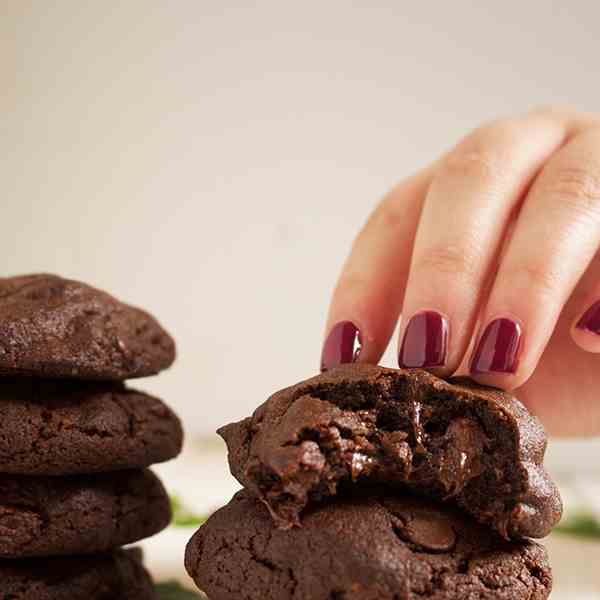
[219,363,562,539]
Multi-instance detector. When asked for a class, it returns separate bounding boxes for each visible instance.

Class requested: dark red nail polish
[576,301,600,334]
[320,321,362,372]
[470,318,522,374]
[398,311,448,368]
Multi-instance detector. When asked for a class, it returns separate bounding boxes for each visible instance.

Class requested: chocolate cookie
[219,364,562,539]
[0,274,175,380]
[185,489,552,600]
[0,548,156,599]
[0,379,183,475]
[0,469,171,558]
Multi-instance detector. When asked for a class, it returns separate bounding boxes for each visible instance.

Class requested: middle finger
[397,112,569,374]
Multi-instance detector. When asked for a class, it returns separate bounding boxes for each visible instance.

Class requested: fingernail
[398,310,448,368]
[470,317,522,374]
[320,321,362,372]
[576,300,600,334]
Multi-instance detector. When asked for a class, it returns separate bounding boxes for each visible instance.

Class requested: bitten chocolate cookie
[0,379,183,475]
[219,364,562,539]
[0,273,175,380]
[0,469,171,558]
[185,489,552,600]
[0,548,156,599]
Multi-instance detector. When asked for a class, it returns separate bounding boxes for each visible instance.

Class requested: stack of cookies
[186,364,562,600]
[0,274,183,599]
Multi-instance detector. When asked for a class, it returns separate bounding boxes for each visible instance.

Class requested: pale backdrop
[4,2,600,467]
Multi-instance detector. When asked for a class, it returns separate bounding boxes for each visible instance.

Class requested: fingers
[397,112,569,375]
[470,126,600,389]
[322,106,600,386]
[320,169,432,371]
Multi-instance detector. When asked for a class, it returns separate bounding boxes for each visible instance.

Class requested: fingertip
[571,328,600,354]
[467,316,529,391]
[397,310,449,369]
[468,370,522,392]
[320,320,362,372]
[320,317,387,372]
[571,301,600,353]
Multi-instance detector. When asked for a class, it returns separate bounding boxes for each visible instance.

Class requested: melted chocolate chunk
[393,506,457,552]
[219,364,562,539]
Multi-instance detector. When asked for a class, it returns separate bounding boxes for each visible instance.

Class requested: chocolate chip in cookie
[186,489,552,600]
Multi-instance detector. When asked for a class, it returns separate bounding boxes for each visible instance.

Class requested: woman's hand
[321,107,600,437]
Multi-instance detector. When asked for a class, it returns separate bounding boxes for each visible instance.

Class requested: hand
[321,107,600,437]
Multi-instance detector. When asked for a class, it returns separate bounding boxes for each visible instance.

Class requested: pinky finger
[572,283,600,352]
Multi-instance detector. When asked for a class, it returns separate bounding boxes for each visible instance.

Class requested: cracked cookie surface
[0,273,175,380]
[0,548,156,599]
[185,489,552,600]
[0,379,183,475]
[0,469,170,558]
[219,364,562,539]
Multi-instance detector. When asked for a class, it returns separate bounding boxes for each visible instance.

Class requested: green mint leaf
[156,580,205,599]
[555,513,600,540]
[170,495,208,528]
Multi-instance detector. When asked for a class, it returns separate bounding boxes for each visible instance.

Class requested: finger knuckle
[368,195,409,233]
[541,164,600,222]
[439,119,522,185]
[438,148,500,186]
[511,261,562,299]
[479,117,525,150]
[415,243,478,280]
[374,200,404,231]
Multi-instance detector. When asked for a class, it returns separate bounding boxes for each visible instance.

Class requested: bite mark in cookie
[219,364,562,539]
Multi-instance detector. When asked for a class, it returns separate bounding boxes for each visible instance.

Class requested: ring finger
[470,125,600,388]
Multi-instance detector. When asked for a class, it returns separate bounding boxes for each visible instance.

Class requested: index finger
[320,168,433,371]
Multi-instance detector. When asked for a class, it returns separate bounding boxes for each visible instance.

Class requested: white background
[4,2,600,453]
